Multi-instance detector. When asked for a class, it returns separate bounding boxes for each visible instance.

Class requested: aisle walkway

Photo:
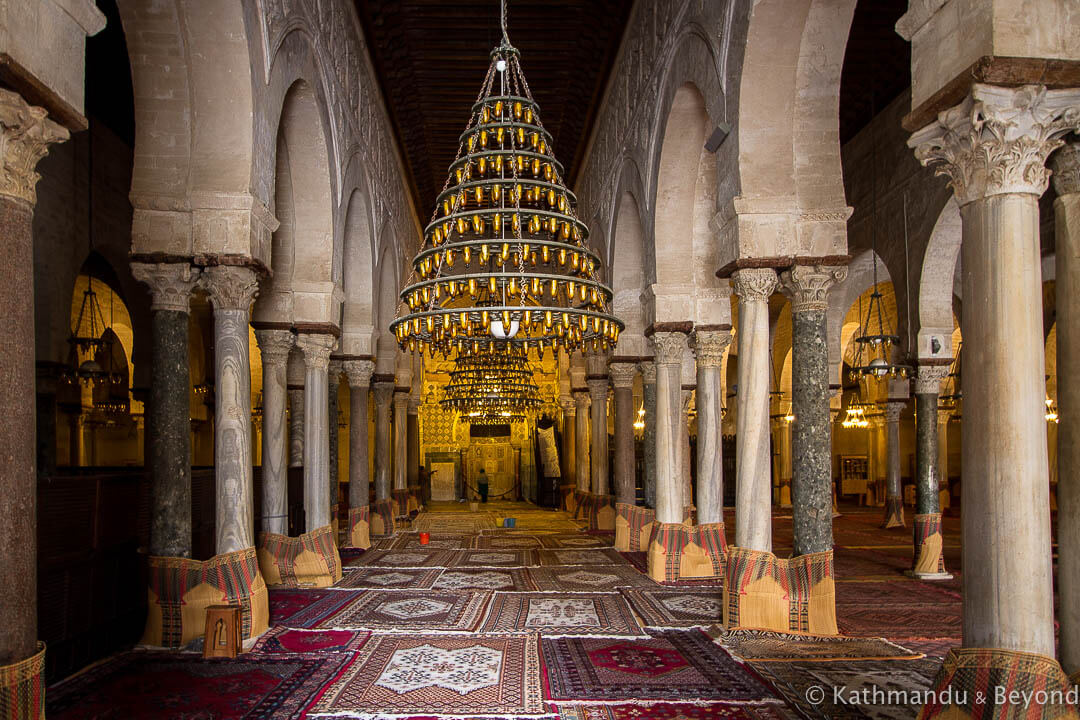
[46,503,961,719]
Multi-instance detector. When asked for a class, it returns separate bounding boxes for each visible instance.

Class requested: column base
[0,641,45,720]
[391,488,410,518]
[723,547,837,635]
[572,490,589,519]
[586,494,616,531]
[881,496,906,528]
[407,486,423,513]
[646,522,727,583]
[912,512,950,577]
[906,570,954,581]
[331,504,340,545]
[559,484,576,513]
[918,648,1078,719]
[257,525,342,588]
[346,505,372,550]
[143,547,269,649]
[371,498,396,537]
[615,503,655,552]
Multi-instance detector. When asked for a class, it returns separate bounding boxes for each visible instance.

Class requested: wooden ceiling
[354,0,634,219]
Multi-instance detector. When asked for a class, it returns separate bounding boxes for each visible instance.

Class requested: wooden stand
[203,605,241,659]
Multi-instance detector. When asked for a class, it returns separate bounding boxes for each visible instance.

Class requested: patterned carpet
[48,503,967,719]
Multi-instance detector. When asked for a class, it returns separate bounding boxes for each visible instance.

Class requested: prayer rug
[620,588,725,628]
[834,580,961,605]
[345,548,457,568]
[538,548,627,566]
[480,592,644,635]
[268,588,357,628]
[314,589,492,631]
[46,651,347,720]
[707,628,922,662]
[433,568,539,591]
[450,549,542,568]
[249,626,370,655]
[472,534,545,549]
[527,565,656,592]
[541,629,780,702]
[307,632,544,715]
[390,533,473,550]
[749,658,942,719]
[900,637,958,659]
[336,567,441,589]
[558,703,797,720]
[622,551,649,574]
[540,534,615,548]
[837,603,961,638]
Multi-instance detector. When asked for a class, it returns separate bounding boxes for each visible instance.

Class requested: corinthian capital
[131,262,201,313]
[779,264,848,313]
[295,333,335,371]
[638,360,656,385]
[0,89,68,206]
[254,329,294,367]
[202,266,259,312]
[908,84,1080,205]
[574,390,591,411]
[914,364,951,395]
[587,377,609,400]
[731,268,778,303]
[650,331,687,366]
[608,362,637,389]
[1052,142,1080,197]
[692,330,732,369]
[343,359,376,388]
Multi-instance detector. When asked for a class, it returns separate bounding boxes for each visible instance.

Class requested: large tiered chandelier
[441,350,542,414]
[390,2,622,360]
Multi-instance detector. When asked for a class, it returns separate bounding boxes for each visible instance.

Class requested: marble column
[327,359,342,516]
[651,332,686,524]
[909,84,1080,655]
[588,377,610,495]
[732,268,778,551]
[640,361,658,509]
[680,389,694,510]
[1053,141,1080,673]
[574,391,591,493]
[914,365,950,516]
[344,360,375,509]
[287,347,304,468]
[780,264,847,556]
[560,396,576,488]
[693,330,731,525]
[296,333,335,533]
[254,329,293,536]
[392,391,409,492]
[372,382,394,500]
[132,263,201,556]
[0,90,67,667]
[407,398,420,488]
[881,400,906,529]
[203,266,260,555]
[609,363,638,505]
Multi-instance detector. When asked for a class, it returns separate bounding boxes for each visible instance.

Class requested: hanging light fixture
[441,346,542,415]
[939,342,962,412]
[390,0,623,361]
[841,401,871,429]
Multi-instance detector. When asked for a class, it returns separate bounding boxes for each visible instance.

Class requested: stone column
[372,382,394,500]
[407,398,420,488]
[780,264,847,556]
[937,409,951,508]
[132,263,201,556]
[392,391,409,492]
[560,396,576,488]
[881,400,906,529]
[203,266,260,555]
[640,361,658,509]
[287,348,304,469]
[296,333,335,533]
[693,330,731,525]
[909,83,1080,656]
[574,391,591,493]
[344,360,375,509]
[587,377,610,495]
[732,268,778,551]
[680,388,694,510]
[254,329,293,536]
[912,363,952,578]
[327,359,342,516]
[1053,140,1080,673]
[609,363,638,505]
[0,90,67,667]
[651,332,687,524]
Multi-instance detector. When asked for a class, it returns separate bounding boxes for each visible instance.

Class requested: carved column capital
[372,382,395,407]
[131,262,201,313]
[692,330,732,368]
[295,333,335,371]
[392,391,410,411]
[779,264,848,313]
[202,266,259,312]
[731,268,778,303]
[650,331,686,366]
[573,390,591,411]
[608,362,637,389]
[638,360,656,385]
[327,359,344,384]
[587,377,609,401]
[559,396,576,415]
[0,89,69,206]
[254,329,294,367]
[938,408,953,425]
[1051,141,1080,196]
[908,84,1080,205]
[343,359,376,388]
[883,400,906,424]
[914,364,952,394]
